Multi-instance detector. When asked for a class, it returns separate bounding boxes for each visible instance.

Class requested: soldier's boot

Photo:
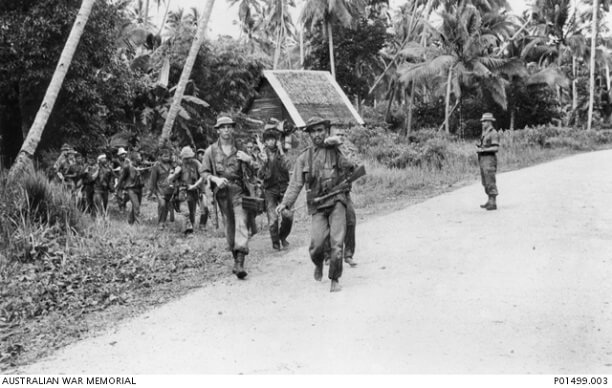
[480,195,493,208]
[344,257,357,267]
[199,208,209,229]
[484,195,497,211]
[234,252,247,280]
[330,279,342,292]
[314,263,323,281]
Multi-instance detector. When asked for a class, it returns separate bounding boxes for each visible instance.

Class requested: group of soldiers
[50,111,500,293]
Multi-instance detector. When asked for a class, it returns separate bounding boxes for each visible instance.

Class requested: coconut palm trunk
[159,0,215,146]
[327,21,336,78]
[8,0,96,181]
[588,0,599,131]
[444,66,453,133]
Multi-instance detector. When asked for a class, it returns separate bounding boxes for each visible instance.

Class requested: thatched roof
[258,70,364,127]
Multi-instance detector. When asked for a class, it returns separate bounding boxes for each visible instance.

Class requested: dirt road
[20,150,612,374]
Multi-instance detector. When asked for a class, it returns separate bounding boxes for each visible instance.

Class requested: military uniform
[148,159,175,225]
[116,159,143,224]
[172,152,202,232]
[281,140,355,283]
[477,113,500,210]
[91,156,114,215]
[259,129,293,250]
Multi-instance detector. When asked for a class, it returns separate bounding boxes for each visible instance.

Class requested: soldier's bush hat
[263,127,280,140]
[480,112,496,122]
[117,147,128,156]
[196,148,206,154]
[214,116,236,128]
[304,116,331,132]
[180,146,195,158]
[97,154,107,162]
[61,143,73,152]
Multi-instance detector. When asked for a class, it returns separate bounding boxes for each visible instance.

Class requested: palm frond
[527,67,570,89]
[397,55,456,84]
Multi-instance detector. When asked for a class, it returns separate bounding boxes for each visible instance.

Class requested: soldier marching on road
[197,116,258,279]
[477,112,501,211]
[258,121,293,251]
[148,147,175,229]
[168,146,202,234]
[276,116,356,292]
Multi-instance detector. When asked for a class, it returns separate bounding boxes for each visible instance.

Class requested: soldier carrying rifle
[276,116,365,293]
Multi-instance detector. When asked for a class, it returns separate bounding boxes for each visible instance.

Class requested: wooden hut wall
[247,81,287,124]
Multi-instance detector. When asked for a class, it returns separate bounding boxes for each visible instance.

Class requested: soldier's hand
[275,203,286,215]
[212,176,229,188]
[187,184,198,191]
[236,150,252,163]
[259,151,268,162]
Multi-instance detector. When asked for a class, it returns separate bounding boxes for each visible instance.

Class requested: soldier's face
[218,124,234,140]
[161,153,171,163]
[264,137,276,148]
[482,120,493,130]
[245,143,254,153]
[310,125,327,145]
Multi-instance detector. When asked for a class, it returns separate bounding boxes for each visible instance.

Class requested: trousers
[216,185,250,254]
[265,190,293,244]
[309,201,346,281]
[478,153,498,196]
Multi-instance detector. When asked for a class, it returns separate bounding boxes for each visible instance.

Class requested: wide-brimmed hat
[214,116,236,128]
[97,154,107,162]
[180,146,195,158]
[61,143,73,152]
[303,116,330,132]
[196,148,206,154]
[263,127,280,140]
[480,112,496,122]
[117,147,128,156]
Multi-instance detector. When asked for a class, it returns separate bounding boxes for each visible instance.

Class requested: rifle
[313,165,366,205]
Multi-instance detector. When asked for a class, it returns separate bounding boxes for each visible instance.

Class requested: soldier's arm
[281,156,305,209]
[481,131,500,152]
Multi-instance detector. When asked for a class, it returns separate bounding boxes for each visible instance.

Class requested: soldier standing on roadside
[198,116,257,279]
[477,112,500,211]
[258,122,293,251]
[276,117,355,292]
[196,148,211,229]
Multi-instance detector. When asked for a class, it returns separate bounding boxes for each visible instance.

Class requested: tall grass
[350,125,612,208]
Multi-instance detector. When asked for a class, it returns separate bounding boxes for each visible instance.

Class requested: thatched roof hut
[244,70,364,129]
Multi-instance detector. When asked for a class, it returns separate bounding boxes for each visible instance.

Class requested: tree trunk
[300,26,304,69]
[444,66,453,133]
[404,83,414,137]
[144,0,150,26]
[587,0,599,131]
[159,0,215,146]
[327,21,336,79]
[158,0,172,35]
[510,108,515,130]
[9,0,96,181]
[572,56,578,112]
[273,27,282,69]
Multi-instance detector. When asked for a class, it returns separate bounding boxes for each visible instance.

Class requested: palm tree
[9,0,96,180]
[588,0,600,130]
[265,0,296,69]
[398,3,518,133]
[159,0,216,146]
[300,0,366,78]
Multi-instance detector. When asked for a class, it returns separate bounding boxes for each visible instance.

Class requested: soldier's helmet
[303,116,331,132]
[480,112,496,122]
